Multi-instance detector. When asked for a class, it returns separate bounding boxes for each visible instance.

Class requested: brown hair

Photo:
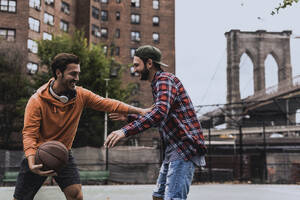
[51,53,79,79]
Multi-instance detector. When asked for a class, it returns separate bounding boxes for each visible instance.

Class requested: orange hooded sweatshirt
[22,79,129,157]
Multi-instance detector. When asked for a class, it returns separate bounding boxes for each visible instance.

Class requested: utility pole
[208,117,212,182]
[262,121,267,183]
[239,124,243,181]
[104,78,110,171]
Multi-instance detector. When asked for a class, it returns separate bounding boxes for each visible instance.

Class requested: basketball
[35,141,69,172]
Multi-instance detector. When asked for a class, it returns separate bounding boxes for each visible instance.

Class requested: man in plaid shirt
[105,45,206,200]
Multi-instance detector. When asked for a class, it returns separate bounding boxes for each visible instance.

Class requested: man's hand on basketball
[27,155,57,176]
[104,129,125,148]
[109,113,127,121]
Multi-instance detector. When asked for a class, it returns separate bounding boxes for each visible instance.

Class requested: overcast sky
[175,0,300,115]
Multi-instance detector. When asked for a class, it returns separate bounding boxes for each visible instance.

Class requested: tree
[0,41,32,148]
[37,31,132,147]
[272,0,299,15]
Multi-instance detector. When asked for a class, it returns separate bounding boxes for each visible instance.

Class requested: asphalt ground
[1,184,300,200]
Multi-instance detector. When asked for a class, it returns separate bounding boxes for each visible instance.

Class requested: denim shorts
[13,151,80,200]
[153,159,195,200]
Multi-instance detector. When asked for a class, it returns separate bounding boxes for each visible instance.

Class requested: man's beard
[140,67,149,80]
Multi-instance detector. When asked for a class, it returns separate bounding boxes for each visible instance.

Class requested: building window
[43,32,52,40]
[153,16,159,26]
[28,17,40,32]
[116,0,121,3]
[92,7,99,19]
[45,0,54,6]
[61,1,70,15]
[29,0,41,10]
[0,0,16,12]
[101,10,108,21]
[60,20,69,32]
[153,0,159,9]
[153,32,159,43]
[131,14,140,24]
[130,48,136,58]
[131,31,140,42]
[27,39,38,54]
[101,28,108,38]
[27,62,38,74]
[131,0,140,7]
[44,13,54,26]
[103,45,108,55]
[0,28,15,42]
[92,24,101,38]
[115,47,120,56]
[101,0,108,3]
[115,28,120,38]
[116,11,120,20]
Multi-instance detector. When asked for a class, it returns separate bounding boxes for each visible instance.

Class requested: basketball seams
[35,141,69,171]
[39,148,67,164]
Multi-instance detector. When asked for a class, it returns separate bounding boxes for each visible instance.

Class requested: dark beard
[140,67,149,80]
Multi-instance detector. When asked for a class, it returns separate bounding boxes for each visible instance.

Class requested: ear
[56,69,62,78]
[146,59,153,70]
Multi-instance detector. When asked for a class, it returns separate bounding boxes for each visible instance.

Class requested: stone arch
[224,30,292,127]
[225,29,292,104]
[239,51,254,98]
[264,53,279,91]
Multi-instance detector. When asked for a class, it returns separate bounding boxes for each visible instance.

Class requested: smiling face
[133,56,150,81]
[56,63,80,92]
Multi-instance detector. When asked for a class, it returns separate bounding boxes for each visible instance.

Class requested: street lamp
[104,78,110,171]
[103,61,120,171]
[104,78,110,141]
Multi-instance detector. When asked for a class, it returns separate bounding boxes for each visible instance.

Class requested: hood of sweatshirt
[37,78,77,108]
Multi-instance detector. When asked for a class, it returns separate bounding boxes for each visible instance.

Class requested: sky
[175,0,300,115]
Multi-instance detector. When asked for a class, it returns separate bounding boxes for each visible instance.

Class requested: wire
[200,48,226,104]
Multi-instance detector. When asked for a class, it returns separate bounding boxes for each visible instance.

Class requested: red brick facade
[0,0,175,147]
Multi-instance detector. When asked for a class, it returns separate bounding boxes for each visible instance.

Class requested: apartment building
[0,0,175,147]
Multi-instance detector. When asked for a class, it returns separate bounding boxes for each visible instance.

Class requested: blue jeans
[153,159,195,200]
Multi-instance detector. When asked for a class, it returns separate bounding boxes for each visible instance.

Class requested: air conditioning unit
[34,5,41,11]
[47,21,54,26]
[64,8,70,14]
[135,37,140,42]
[95,32,101,37]
[45,0,53,5]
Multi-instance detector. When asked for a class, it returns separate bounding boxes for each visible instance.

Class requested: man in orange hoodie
[13,53,149,200]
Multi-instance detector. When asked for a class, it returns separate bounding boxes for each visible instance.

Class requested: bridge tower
[225,30,293,127]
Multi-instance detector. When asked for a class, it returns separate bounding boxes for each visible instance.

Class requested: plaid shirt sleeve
[122,76,177,137]
[127,114,139,123]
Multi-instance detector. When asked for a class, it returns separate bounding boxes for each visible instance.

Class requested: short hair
[51,53,80,79]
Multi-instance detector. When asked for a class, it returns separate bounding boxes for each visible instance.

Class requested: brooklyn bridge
[198,30,300,184]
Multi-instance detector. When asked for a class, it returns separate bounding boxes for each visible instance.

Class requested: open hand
[109,113,127,121]
[104,129,125,148]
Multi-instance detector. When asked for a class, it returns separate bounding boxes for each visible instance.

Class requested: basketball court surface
[1,184,300,200]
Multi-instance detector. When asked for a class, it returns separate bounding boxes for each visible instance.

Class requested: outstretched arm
[83,88,153,115]
[104,129,125,148]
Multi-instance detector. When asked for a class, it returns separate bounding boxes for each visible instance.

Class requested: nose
[74,74,79,81]
[130,66,136,73]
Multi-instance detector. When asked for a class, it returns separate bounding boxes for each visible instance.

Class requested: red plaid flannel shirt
[122,71,206,160]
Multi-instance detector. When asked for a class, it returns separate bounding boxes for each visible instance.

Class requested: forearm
[127,105,144,115]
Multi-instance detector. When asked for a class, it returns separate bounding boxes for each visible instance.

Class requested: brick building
[0,0,175,147]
